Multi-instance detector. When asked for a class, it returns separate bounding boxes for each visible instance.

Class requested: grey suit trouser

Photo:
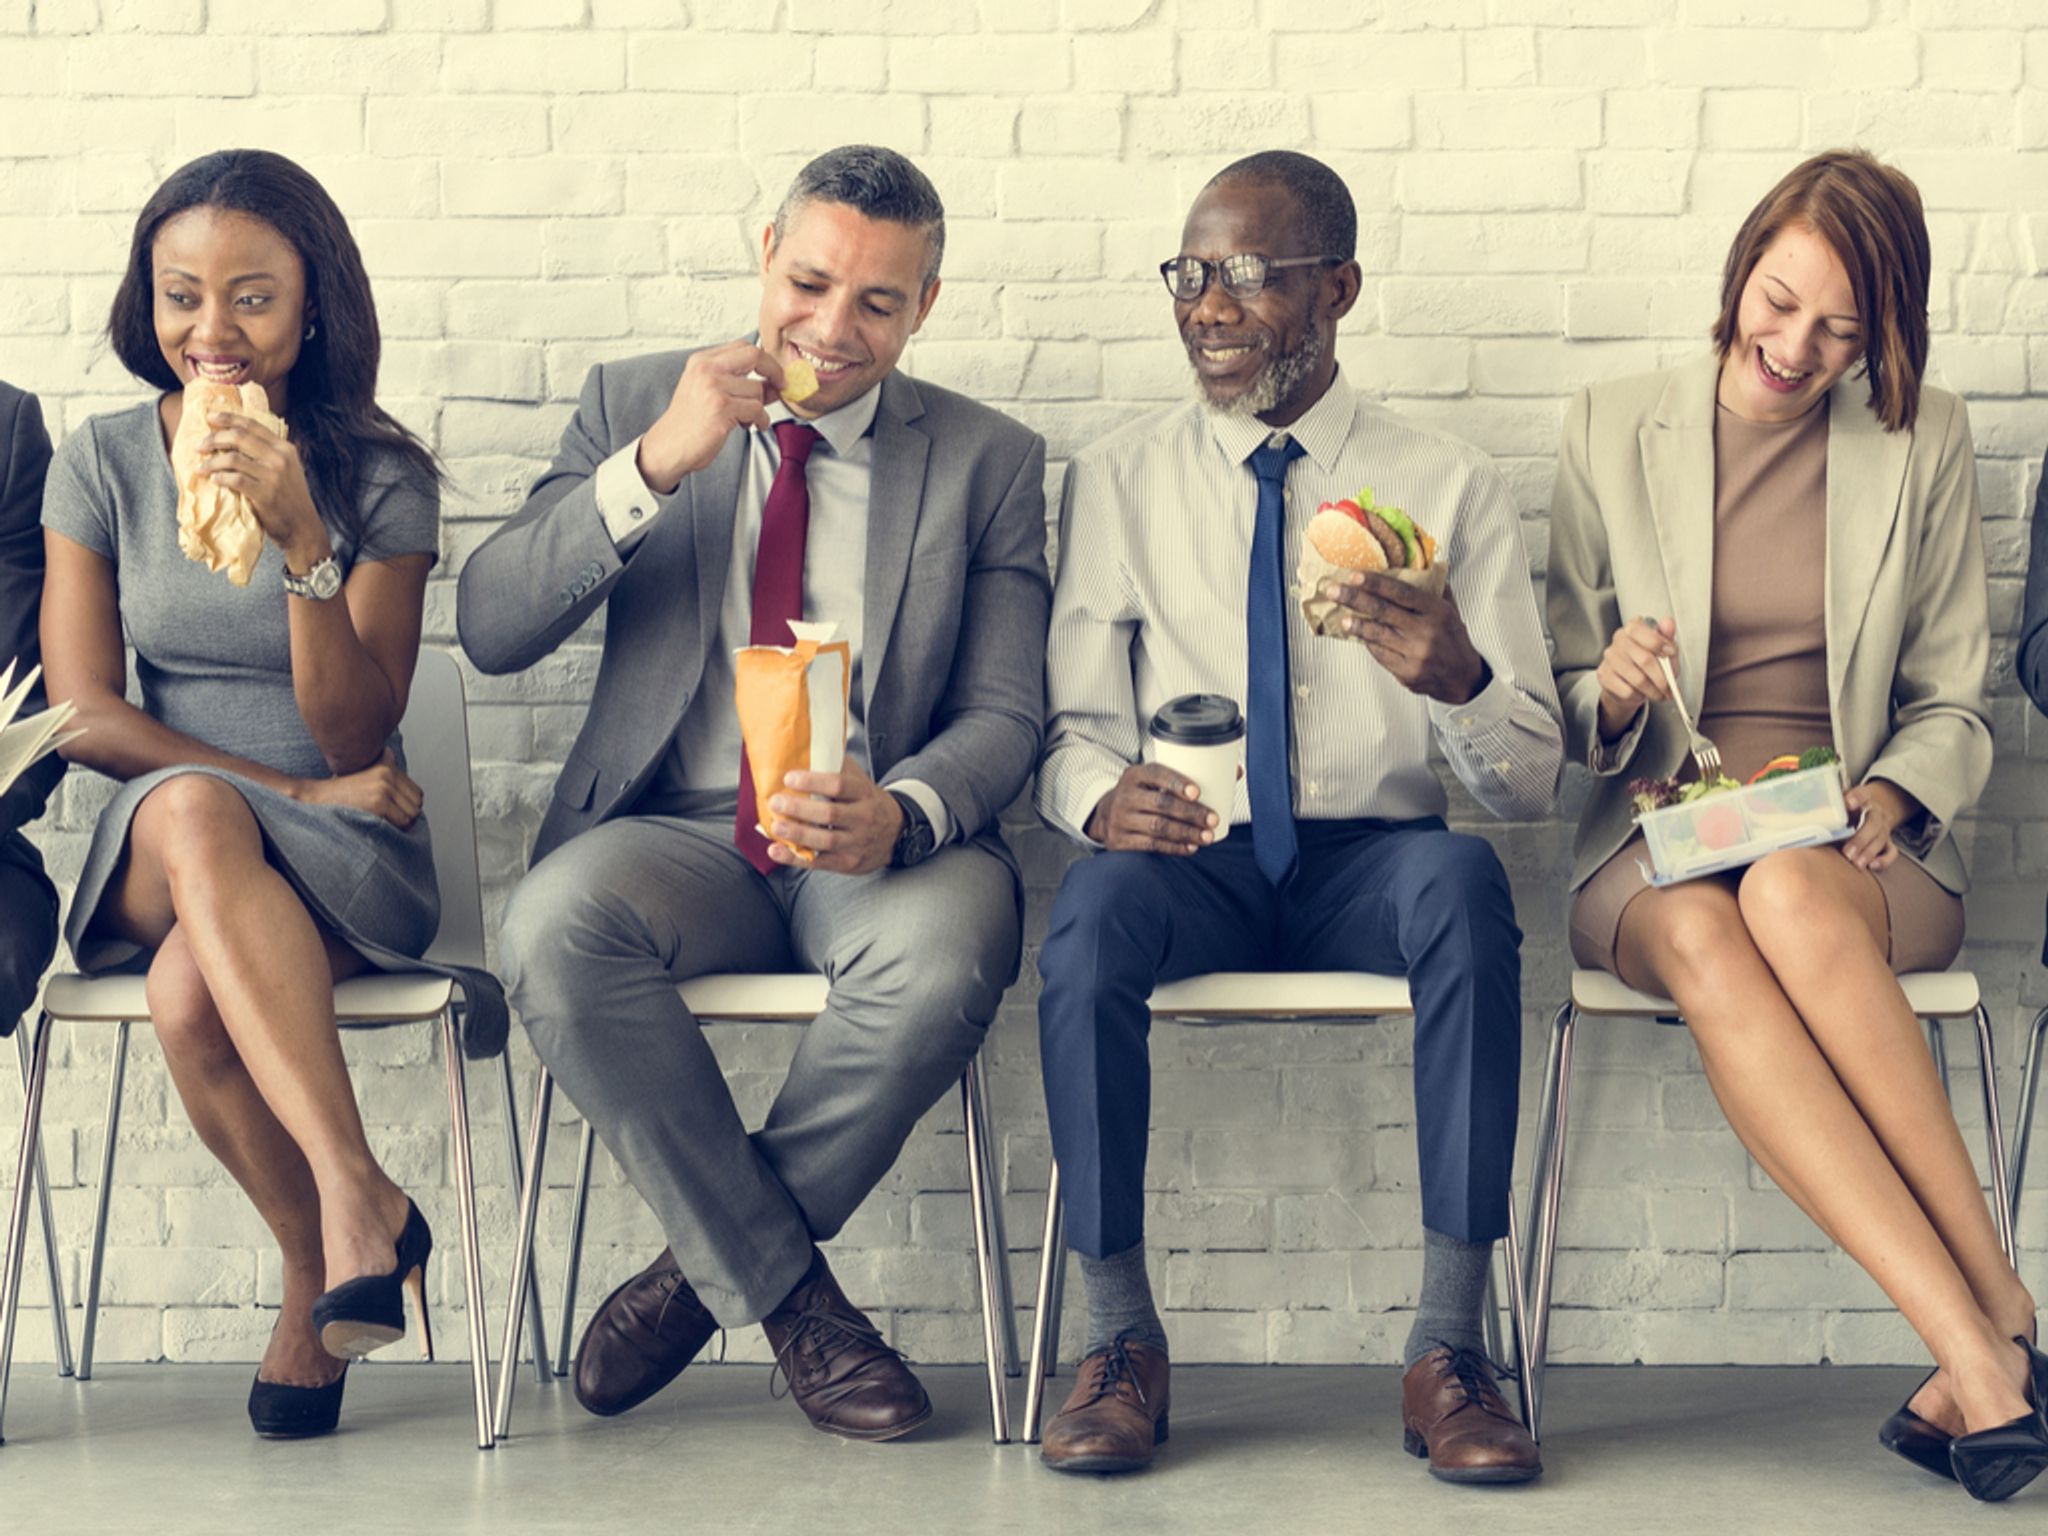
[498,814,1018,1325]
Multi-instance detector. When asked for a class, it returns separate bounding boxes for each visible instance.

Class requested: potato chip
[779,354,819,406]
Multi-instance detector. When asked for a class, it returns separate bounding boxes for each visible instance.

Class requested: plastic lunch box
[1634,763,1853,886]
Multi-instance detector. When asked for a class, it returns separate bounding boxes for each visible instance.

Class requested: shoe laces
[1431,1341,1510,1408]
[768,1305,903,1400]
[1076,1333,1151,1410]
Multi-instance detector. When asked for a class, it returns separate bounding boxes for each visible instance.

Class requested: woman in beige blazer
[1548,150,2043,1500]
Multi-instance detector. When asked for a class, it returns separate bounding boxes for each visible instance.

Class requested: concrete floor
[0,1362,2020,1534]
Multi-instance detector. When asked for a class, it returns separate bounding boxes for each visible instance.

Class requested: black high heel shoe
[1878,1368,1958,1481]
[1948,1337,2048,1503]
[247,1364,348,1439]
[310,1200,434,1361]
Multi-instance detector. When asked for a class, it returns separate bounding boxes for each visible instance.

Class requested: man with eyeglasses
[1032,151,1562,1481]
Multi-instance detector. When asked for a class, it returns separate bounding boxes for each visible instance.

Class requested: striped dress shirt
[1037,368,1564,846]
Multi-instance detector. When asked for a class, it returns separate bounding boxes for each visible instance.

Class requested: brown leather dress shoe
[1400,1345,1542,1484]
[761,1250,932,1441]
[1040,1336,1170,1474]
[572,1246,719,1417]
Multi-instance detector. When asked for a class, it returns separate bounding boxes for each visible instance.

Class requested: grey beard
[1193,329,1327,419]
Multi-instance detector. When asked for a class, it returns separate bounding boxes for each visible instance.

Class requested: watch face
[309,560,344,599]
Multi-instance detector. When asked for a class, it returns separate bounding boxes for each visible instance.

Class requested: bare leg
[104,776,409,1290]
[1616,880,2031,1435]
[1739,849,2035,1432]
[146,925,368,1387]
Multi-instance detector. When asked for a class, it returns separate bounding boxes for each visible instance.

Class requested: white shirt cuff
[595,436,664,550]
[1429,665,1516,736]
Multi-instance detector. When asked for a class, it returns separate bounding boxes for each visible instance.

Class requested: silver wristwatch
[282,555,344,601]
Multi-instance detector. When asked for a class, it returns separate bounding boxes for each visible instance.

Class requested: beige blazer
[1546,353,1992,895]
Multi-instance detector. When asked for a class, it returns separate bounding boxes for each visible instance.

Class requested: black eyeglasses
[1159,253,1342,302]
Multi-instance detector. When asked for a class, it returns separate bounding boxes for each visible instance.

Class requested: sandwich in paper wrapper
[1298,485,1445,637]
[735,619,850,865]
[171,377,286,587]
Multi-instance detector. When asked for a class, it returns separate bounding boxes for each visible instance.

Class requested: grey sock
[1402,1228,1494,1368]
[1079,1242,1168,1357]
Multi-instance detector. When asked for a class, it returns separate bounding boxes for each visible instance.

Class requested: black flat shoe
[247,1365,348,1439]
[310,1199,434,1361]
[1878,1368,1957,1482]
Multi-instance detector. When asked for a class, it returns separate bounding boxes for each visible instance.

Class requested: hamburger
[171,377,285,588]
[1298,485,1446,636]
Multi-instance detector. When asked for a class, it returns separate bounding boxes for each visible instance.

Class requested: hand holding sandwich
[1321,573,1488,705]
[196,405,332,575]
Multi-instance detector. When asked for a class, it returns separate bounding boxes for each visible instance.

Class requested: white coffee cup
[1147,694,1245,842]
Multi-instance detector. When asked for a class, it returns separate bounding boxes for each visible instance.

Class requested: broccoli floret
[1797,746,1840,770]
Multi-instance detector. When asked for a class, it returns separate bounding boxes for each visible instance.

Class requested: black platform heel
[1948,1337,2048,1503]
[247,1364,348,1439]
[310,1200,434,1361]
[1878,1367,1957,1481]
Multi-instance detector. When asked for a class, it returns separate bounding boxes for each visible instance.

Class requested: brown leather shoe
[1040,1336,1170,1474]
[572,1246,719,1417]
[1400,1345,1542,1484]
[761,1250,932,1441]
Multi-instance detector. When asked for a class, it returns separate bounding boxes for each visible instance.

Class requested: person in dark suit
[459,145,1050,1442]
[0,380,64,1036]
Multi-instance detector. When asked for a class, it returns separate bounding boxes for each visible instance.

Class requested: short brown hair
[1709,149,1930,432]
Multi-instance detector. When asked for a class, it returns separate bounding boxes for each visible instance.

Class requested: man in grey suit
[458,146,1049,1442]
[0,381,65,1036]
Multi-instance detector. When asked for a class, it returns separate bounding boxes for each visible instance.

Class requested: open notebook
[0,659,81,799]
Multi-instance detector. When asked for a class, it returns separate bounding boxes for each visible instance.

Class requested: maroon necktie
[736,420,822,873]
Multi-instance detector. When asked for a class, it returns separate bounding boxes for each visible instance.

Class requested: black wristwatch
[887,789,938,869]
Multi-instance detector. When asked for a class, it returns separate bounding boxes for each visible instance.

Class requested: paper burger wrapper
[734,619,851,864]
[1296,543,1448,638]
[171,378,284,588]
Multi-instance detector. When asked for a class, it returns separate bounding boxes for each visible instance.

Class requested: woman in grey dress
[1548,150,2043,1498]
[41,151,443,1439]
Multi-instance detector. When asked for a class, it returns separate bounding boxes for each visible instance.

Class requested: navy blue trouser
[1038,817,1522,1259]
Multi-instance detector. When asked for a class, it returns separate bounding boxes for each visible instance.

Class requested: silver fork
[1655,653,1723,784]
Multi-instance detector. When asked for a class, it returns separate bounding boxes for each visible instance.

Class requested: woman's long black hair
[107,149,440,535]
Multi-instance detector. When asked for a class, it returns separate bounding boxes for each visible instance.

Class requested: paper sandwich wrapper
[735,619,850,865]
[171,378,285,588]
[1296,542,1448,638]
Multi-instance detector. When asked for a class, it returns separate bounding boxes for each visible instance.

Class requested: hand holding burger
[1300,488,1488,705]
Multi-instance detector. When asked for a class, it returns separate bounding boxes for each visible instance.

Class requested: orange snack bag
[734,620,850,864]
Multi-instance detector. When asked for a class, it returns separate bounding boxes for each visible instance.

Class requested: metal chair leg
[1480,1268,1504,1366]
[1524,1003,1576,1445]
[493,1066,553,1442]
[1501,1196,1534,1431]
[1,1013,55,1443]
[1964,1007,2016,1269]
[77,1021,130,1382]
[967,1051,1020,1377]
[553,1117,595,1378]
[443,1016,494,1450]
[2010,1007,2047,1242]
[1927,1018,1951,1099]
[959,1059,1010,1443]
[495,1051,551,1385]
[13,1025,69,1378]
[1022,1159,1063,1444]
[1522,1003,1567,1303]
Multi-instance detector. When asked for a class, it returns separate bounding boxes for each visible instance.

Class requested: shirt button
[1495,760,1512,774]
[630,507,643,520]
[1296,684,1311,699]
[1307,782,1320,797]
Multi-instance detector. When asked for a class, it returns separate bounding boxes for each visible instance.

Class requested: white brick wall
[3,2,2046,1368]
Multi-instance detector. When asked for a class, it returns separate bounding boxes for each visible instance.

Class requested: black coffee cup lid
[1149,693,1244,744]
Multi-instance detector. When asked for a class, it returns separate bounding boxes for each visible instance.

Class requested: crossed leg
[1615,848,2032,1435]
[100,774,413,1378]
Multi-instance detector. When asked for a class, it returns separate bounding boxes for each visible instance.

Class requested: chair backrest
[399,648,484,969]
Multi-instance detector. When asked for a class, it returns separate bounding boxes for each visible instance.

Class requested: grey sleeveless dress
[42,399,441,977]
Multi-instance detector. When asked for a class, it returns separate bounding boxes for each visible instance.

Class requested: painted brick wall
[2,0,2045,1370]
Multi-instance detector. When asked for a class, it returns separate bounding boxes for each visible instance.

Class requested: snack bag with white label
[733,619,851,864]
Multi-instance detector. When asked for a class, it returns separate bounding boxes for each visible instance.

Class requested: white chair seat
[1147,970,1413,1020]
[677,974,828,1020]
[43,971,457,1026]
[1570,967,1981,1020]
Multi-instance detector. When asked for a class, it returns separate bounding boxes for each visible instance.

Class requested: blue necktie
[1246,436,1306,887]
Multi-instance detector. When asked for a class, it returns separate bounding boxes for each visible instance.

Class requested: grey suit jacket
[1548,354,1993,896]
[2022,446,2048,961]
[0,381,63,850]
[458,351,1051,874]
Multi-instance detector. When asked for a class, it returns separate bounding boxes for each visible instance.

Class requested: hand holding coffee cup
[1084,694,1247,853]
